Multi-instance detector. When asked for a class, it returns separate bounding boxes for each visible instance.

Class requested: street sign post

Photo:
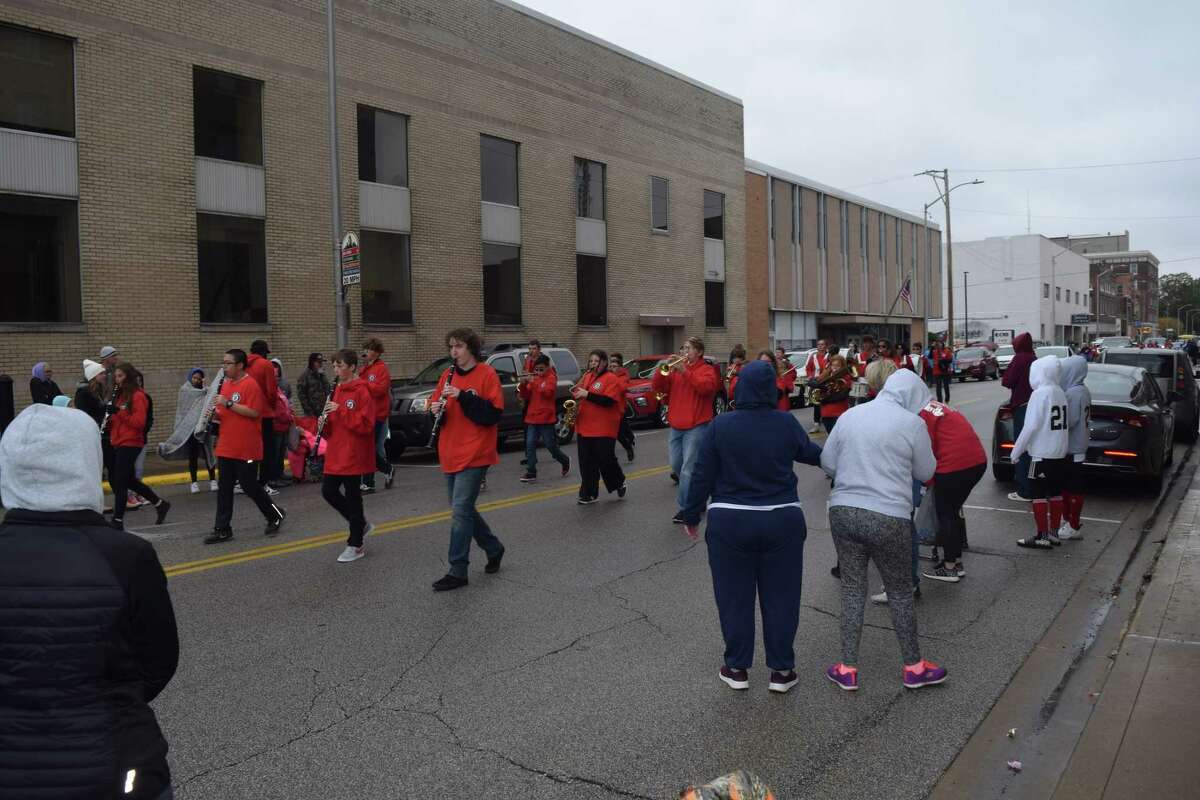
[1070,313,1092,325]
[340,232,360,286]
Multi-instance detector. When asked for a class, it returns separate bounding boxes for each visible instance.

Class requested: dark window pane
[197,214,268,323]
[575,158,605,220]
[0,26,74,136]
[481,135,519,206]
[0,194,80,322]
[490,355,517,384]
[357,106,408,187]
[651,176,669,230]
[193,68,263,164]
[703,190,724,240]
[483,243,521,325]
[577,254,607,325]
[549,349,579,378]
[361,230,412,324]
[705,281,725,328]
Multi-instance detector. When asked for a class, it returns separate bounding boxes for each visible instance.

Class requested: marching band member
[810,354,855,433]
[359,337,395,493]
[610,351,636,462]
[517,354,570,483]
[246,340,279,491]
[904,342,928,379]
[523,339,542,375]
[319,349,377,564]
[804,339,831,433]
[725,345,746,409]
[428,328,506,591]
[1011,357,1069,549]
[652,337,719,524]
[854,335,877,376]
[756,351,793,411]
[106,363,170,531]
[573,350,626,504]
[1057,355,1091,541]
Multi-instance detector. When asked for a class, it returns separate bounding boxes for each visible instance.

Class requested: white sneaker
[1058,522,1079,540]
[337,546,364,563]
[234,484,244,494]
[1007,492,1032,503]
[263,485,279,496]
[190,482,200,494]
[210,480,219,492]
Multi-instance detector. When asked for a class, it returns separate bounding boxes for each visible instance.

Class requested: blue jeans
[446,466,504,578]
[363,420,390,487]
[524,423,568,476]
[1013,403,1033,499]
[668,422,709,511]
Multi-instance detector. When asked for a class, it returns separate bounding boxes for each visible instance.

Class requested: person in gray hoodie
[820,368,946,691]
[1011,356,1069,549]
[1057,355,1091,540]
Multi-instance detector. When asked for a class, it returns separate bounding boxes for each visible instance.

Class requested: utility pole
[326,0,348,349]
[963,271,970,344]
[944,169,955,345]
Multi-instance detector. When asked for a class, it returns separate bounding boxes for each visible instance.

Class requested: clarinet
[99,382,121,435]
[313,376,339,448]
[426,368,453,449]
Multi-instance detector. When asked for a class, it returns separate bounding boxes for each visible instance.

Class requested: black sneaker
[561,457,571,477]
[519,473,537,483]
[155,500,171,525]
[671,513,685,524]
[109,518,124,531]
[204,527,233,545]
[264,506,285,536]
[384,468,395,490]
[616,484,627,499]
[577,496,598,505]
[923,565,961,583]
[432,574,469,592]
[1017,535,1052,549]
[624,446,635,463]
[670,472,679,485]
[485,547,505,574]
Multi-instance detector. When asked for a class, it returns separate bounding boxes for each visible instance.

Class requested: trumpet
[638,355,686,378]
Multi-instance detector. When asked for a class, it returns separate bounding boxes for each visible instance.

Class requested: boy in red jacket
[319,349,378,563]
[518,354,570,483]
[359,337,395,493]
[651,336,718,523]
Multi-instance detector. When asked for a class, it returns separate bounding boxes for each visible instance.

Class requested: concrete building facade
[0,0,745,437]
[1051,233,1160,337]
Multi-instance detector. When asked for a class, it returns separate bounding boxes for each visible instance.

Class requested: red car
[622,354,728,426]
[953,346,1000,382]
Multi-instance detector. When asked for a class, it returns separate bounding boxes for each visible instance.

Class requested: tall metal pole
[326,0,348,349]
[943,169,954,346]
[963,271,969,344]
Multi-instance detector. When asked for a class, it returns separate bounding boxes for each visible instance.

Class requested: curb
[102,459,290,492]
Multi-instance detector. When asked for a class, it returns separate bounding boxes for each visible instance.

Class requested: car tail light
[1103,450,1139,458]
[1000,443,1014,449]
[1092,409,1147,428]
[997,405,1013,421]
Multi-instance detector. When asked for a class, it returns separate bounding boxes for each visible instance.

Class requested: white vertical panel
[481,201,521,245]
[576,217,607,257]
[704,238,725,281]
[359,182,411,233]
[0,129,78,197]
[195,157,265,217]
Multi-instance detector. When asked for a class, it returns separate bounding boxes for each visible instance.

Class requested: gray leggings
[830,505,921,666]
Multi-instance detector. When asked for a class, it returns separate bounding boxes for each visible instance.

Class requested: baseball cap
[250,339,271,355]
[99,346,118,359]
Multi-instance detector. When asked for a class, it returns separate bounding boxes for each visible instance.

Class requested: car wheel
[556,408,575,446]
[992,462,1015,482]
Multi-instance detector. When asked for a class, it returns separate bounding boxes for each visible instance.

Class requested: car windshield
[995,346,1014,357]
[411,357,452,384]
[1104,351,1176,378]
[957,348,986,359]
[627,358,664,379]
[1085,370,1141,402]
[1036,346,1070,358]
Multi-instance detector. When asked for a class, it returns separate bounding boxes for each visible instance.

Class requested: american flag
[899,276,914,312]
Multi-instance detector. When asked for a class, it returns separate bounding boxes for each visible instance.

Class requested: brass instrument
[99,380,121,435]
[561,399,578,428]
[515,370,537,409]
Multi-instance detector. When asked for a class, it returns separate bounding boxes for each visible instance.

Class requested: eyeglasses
[221,360,236,366]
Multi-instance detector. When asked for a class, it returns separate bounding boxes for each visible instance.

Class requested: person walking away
[680,360,823,693]
[810,354,854,433]
[359,337,395,493]
[204,349,286,545]
[1002,332,1038,501]
[157,368,217,494]
[0,403,180,800]
[427,328,506,591]
[819,369,946,691]
[517,354,570,483]
[297,352,331,419]
[105,363,170,531]
[317,350,377,563]
[610,351,637,462]
[572,350,626,504]
[1010,356,1070,549]
[929,338,954,403]
[29,361,62,405]
[268,362,294,489]
[804,339,831,433]
[652,337,719,524]
[245,339,279,492]
[75,359,108,427]
[1058,355,1091,540]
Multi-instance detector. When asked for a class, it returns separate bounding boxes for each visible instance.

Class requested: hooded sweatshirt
[680,360,823,523]
[820,368,937,519]
[1002,332,1037,406]
[1010,356,1069,462]
[1059,355,1091,461]
[0,404,104,513]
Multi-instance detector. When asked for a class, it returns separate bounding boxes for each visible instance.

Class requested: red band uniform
[575,368,626,501]
[359,357,393,488]
[213,375,283,531]
[320,376,376,549]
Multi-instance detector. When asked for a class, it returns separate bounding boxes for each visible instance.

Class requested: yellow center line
[163,464,671,578]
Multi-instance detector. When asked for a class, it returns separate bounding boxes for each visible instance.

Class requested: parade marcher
[428,328,506,591]
[1010,356,1069,549]
[268,362,295,489]
[204,349,286,545]
[359,337,395,493]
[245,339,279,492]
[105,363,170,531]
[905,342,929,380]
[681,360,823,693]
[29,361,62,406]
[820,369,946,691]
[317,350,377,564]
[652,337,719,523]
[523,339,542,375]
[157,368,217,494]
[1058,355,1092,541]
[1002,332,1038,501]
[929,337,954,403]
[804,339,832,433]
[725,344,747,408]
[517,353,570,483]
[297,352,331,418]
[610,351,636,462]
[810,353,854,433]
[572,349,626,504]
[855,335,877,376]
[0,404,180,800]
[74,359,108,427]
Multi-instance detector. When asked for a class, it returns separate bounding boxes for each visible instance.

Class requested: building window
[840,200,849,254]
[650,176,669,231]
[197,213,268,323]
[816,195,826,249]
[357,106,408,187]
[705,280,725,327]
[1043,283,1050,298]
[482,243,521,325]
[1056,287,1061,301]
[577,254,607,325]
[0,25,74,137]
[193,67,263,164]
[703,190,724,239]
[481,135,519,206]
[360,230,412,324]
[0,194,81,322]
[576,158,605,220]
[1130,263,1138,275]
[1075,291,1080,305]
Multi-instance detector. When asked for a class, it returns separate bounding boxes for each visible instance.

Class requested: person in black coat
[29,361,63,405]
[0,404,179,800]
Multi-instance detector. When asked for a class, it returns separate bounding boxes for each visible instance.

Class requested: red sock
[1071,493,1085,528]
[1032,499,1050,535]
[1049,496,1064,531]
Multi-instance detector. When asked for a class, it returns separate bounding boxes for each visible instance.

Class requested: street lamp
[916,169,984,346]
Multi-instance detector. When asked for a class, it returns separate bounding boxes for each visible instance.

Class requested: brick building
[0,0,745,440]
[1050,233,1160,337]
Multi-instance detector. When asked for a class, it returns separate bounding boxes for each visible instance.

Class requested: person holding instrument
[572,349,626,505]
[804,339,832,432]
[652,336,718,524]
[517,354,570,483]
[609,351,636,462]
[318,350,376,564]
[809,354,854,433]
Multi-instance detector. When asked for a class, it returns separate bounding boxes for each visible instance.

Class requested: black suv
[1101,347,1199,443]
[387,346,582,457]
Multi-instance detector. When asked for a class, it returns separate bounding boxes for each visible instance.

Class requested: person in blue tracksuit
[681,360,823,694]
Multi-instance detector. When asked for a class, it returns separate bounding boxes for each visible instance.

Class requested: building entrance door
[641,326,678,355]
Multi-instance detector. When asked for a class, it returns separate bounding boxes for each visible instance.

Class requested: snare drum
[849,379,869,399]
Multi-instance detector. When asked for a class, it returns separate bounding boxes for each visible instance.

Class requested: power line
[1162,256,1200,263]
[950,156,1200,174]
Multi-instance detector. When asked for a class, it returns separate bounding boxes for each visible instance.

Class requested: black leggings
[188,437,215,482]
[617,416,636,451]
[934,462,985,563]
[111,445,160,522]
[322,474,367,546]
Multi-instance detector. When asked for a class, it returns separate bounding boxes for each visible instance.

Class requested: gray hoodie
[0,404,104,513]
[1059,355,1091,461]
[820,369,936,519]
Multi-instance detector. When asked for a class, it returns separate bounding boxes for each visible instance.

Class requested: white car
[784,350,816,406]
[994,344,1015,374]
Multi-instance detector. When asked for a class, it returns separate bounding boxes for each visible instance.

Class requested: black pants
[934,374,952,403]
[188,437,215,482]
[1029,457,1067,500]
[111,445,160,522]
[216,456,280,530]
[322,474,367,546]
[258,418,278,484]
[577,435,624,499]
[934,462,985,563]
[101,437,115,483]
[812,400,821,423]
[617,416,636,452]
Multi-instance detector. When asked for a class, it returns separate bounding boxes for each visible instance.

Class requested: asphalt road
[134,377,1182,799]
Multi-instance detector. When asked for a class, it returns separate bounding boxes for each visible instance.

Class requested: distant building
[1050,233,1159,337]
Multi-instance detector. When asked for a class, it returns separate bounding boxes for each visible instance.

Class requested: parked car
[387,346,582,456]
[784,349,816,407]
[624,354,728,425]
[953,346,999,382]
[1035,345,1074,359]
[991,363,1177,492]
[995,344,1015,374]
[1094,336,1133,352]
[1101,347,1199,443]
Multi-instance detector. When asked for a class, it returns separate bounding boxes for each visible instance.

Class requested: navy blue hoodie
[681,360,823,524]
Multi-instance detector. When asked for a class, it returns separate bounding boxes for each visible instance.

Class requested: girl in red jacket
[918,397,987,583]
[106,363,170,530]
[320,349,378,563]
[755,350,794,411]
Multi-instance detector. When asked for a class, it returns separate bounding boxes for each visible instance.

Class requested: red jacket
[271,389,293,433]
[431,363,503,474]
[321,378,376,476]
[360,358,391,422]
[921,400,987,474]
[930,347,954,377]
[518,368,558,425]
[819,374,854,419]
[108,388,150,448]
[775,372,793,411]
[522,355,537,374]
[214,375,265,461]
[651,359,718,430]
[245,354,277,418]
[805,351,829,378]
[575,369,624,438]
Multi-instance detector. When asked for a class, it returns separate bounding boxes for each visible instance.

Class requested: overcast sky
[522,0,1200,280]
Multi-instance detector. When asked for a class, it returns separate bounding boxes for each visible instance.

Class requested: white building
[951,235,1094,346]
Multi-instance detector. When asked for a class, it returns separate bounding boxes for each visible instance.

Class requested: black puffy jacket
[0,509,179,800]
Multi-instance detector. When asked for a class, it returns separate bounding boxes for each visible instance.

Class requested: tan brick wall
[743,172,769,351]
[0,0,745,443]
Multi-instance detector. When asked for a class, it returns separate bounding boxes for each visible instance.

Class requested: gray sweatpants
[830,505,922,666]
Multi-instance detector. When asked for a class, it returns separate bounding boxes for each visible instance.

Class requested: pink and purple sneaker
[903,660,948,689]
[825,664,859,691]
